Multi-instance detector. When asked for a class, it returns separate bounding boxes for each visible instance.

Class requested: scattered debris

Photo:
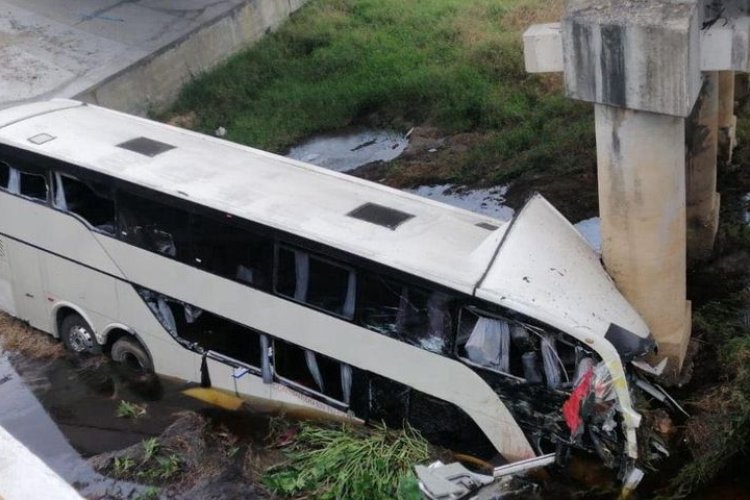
[415,461,493,499]
[214,127,227,137]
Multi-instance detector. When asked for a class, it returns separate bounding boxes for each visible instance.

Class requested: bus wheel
[111,337,153,374]
[60,314,101,355]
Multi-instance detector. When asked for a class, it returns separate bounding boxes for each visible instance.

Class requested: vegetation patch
[653,110,750,498]
[264,422,431,500]
[107,436,182,483]
[165,0,595,218]
[0,312,65,359]
[116,400,148,419]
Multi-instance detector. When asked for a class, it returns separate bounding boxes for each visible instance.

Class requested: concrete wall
[74,0,308,116]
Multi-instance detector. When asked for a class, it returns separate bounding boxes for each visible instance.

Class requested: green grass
[167,0,592,188]
[263,422,431,500]
[116,400,147,419]
[108,437,183,484]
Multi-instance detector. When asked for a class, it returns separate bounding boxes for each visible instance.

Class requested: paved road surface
[0,0,246,108]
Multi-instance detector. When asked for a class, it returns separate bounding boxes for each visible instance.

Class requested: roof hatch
[117,137,175,157]
[476,222,499,231]
[347,202,414,230]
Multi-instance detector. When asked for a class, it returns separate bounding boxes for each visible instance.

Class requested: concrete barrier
[75,0,308,116]
[0,426,82,499]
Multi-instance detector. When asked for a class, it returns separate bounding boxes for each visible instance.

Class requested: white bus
[0,100,657,476]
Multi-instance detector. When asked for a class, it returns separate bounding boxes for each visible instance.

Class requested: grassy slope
[167,0,596,217]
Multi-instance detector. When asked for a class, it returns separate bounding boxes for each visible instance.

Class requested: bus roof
[0,100,511,294]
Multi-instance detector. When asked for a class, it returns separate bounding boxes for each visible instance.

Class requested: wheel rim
[68,325,94,353]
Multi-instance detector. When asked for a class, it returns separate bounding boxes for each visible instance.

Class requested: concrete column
[686,72,720,262]
[718,70,736,164]
[595,104,692,373]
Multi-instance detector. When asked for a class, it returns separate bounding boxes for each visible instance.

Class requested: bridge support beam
[595,104,692,372]
[558,0,701,374]
[686,72,720,262]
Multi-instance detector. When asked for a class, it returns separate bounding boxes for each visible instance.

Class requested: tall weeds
[264,422,430,499]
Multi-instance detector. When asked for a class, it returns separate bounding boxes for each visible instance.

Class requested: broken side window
[136,287,262,367]
[0,162,9,189]
[458,307,580,389]
[190,214,273,290]
[396,288,454,354]
[273,338,348,404]
[176,306,262,368]
[275,246,357,319]
[357,273,454,355]
[54,173,116,235]
[357,272,402,336]
[117,190,190,260]
[18,169,48,202]
[458,309,528,380]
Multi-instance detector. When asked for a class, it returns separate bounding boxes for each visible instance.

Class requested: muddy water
[0,349,207,496]
[287,129,408,172]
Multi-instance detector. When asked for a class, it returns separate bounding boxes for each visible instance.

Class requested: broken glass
[54,173,116,234]
[118,191,189,260]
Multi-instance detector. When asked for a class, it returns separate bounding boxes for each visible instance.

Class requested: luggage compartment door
[9,242,49,331]
[0,237,16,316]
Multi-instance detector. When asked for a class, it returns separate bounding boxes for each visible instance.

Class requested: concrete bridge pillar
[718,71,736,164]
[559,0,701,373]
[594,105,692,372]
[686,72,720,262]
[523,2,750,373]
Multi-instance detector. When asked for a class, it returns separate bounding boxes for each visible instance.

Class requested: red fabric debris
[563,369,593,436]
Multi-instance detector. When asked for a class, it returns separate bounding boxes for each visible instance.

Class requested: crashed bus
[0,100,663,482]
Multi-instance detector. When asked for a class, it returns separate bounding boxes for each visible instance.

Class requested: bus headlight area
[0,100,682,495]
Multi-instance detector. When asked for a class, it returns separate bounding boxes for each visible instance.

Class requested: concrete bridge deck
[0,0,306,114]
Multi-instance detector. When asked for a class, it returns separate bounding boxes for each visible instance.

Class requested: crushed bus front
[472,195,668,482]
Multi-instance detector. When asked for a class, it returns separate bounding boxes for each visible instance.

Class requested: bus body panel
[114,279,199,383]
[478,195,650,341]
[6,239,49,331]
[0,236,16,316]
[96,236,536,460]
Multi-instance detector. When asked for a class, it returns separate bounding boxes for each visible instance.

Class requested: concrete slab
[0,0,301,112]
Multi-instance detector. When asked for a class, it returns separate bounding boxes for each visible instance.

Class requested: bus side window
[357,274,453,354]
[0,162,9,189]
[19,170,48,202]
[137,287,262,367]
[273,338,349,404]
[396,289,453,354]
[117,191,190,261]
[190,214,273,290]
[275,246,357,319]
[54,173,116,235]
[357,273,403,336]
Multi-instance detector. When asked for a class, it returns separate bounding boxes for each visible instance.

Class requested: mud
[0,344,212,497]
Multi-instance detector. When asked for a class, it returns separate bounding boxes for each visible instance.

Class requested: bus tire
[111,337,153,374]
[60,313,102,355]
